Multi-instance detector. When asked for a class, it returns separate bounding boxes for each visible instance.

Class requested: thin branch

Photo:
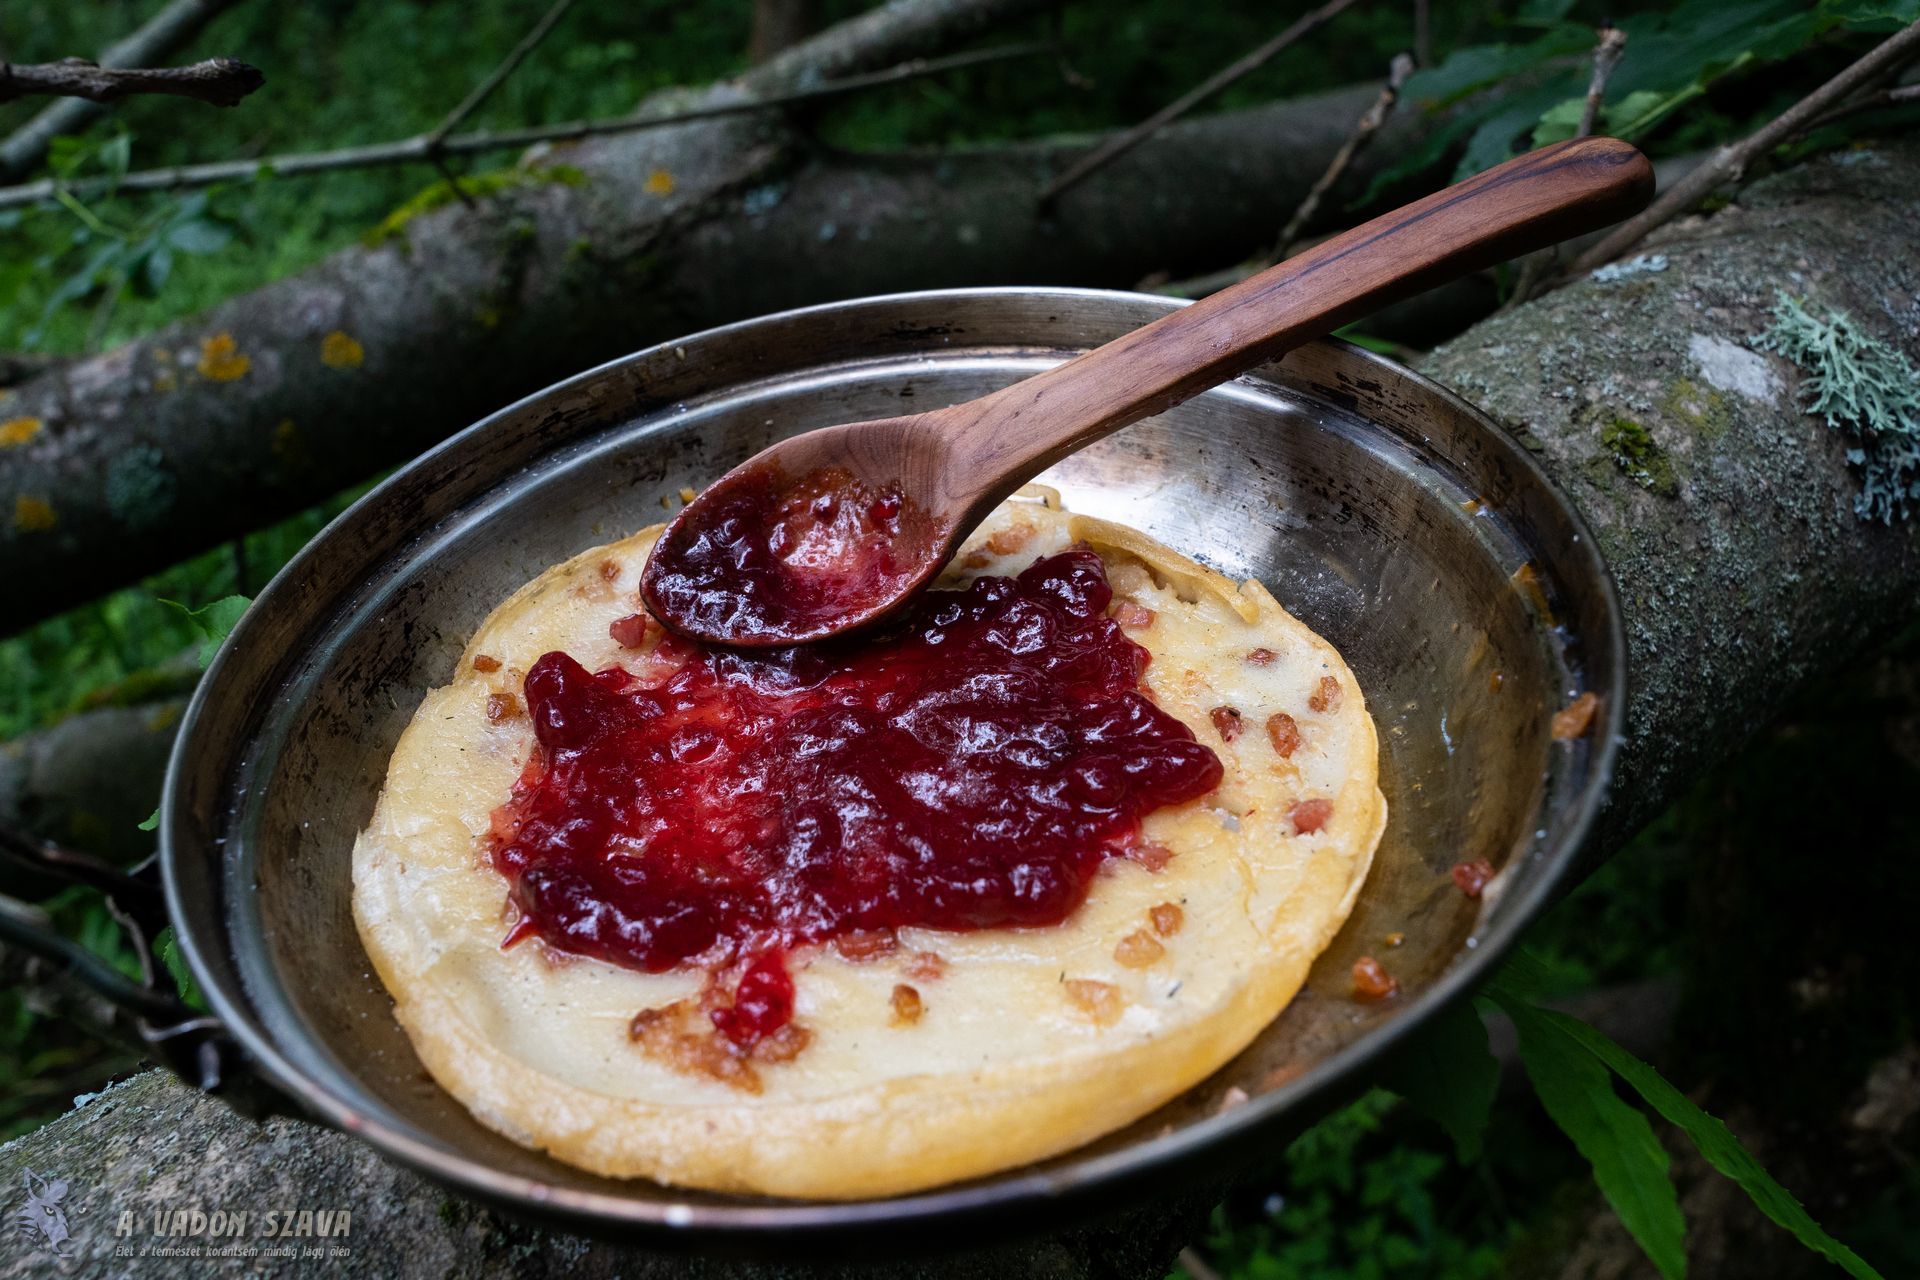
[0,56,262,108]
[1508,24,1626,307]
[1576,23,1628,137]
[1274,51,1412,260]
[427,0,579,149]
[0,41,1051,213]
[1802,81,1920,133]
[1036,0,1366,205]
[0,0,249,182]
[1571,17,1920,275]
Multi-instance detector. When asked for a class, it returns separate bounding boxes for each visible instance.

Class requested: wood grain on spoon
[642,136,1654,647]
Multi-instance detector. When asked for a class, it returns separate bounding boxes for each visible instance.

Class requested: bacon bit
[1246,647,1277,666]
[471,654,502,673]
[749,1022,812,1063]
[1217,1085,1251,1112]
[1127,842,1175,873]
[1308,675,1341,714]
[598,558,622,582]
[1384,931,1406,948]
[1511,561,1556,624]
[485,692,521,723]
[1266,711,1301,758]
[890,983,924,1026]
[608,612,651,648]
[1351,956,1399,1001]
[1289,797,1333,835]
[1210,706,1245,742]
[1064,978,1123,1024]
[1112,600,1156,629]
[628,1001,769,1093]
[1451,857,1496,899]
[1489,670,1506,693]
[833,928,898,962]
[986,523,1034,555]
[962,551,993,569]
[906,950,948,982]
[1552,691,1600,740]
[1149,902,1184,937]
[1114,929,1165,968]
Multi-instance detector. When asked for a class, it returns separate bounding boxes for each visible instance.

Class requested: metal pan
[14,288,1622,1252]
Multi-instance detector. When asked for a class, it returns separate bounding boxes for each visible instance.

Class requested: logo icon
[15,1169,74,1260]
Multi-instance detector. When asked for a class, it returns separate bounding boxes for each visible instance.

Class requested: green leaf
[1555,1015,1887,1280]
[1818,0,1920,27]
[155,927,207,1010]
[139,243,172,296]
[158,594,251,667]
[166,218,234,255]
[1493,992,1688,1279]
[1530,97,1586,147]
[1377,997,1499,1161]
[137,808,159,832]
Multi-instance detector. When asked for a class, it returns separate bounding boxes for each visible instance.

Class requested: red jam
[490,549,1223,1046]
[640,465,942,646]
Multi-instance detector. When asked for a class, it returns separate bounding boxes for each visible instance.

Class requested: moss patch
[362,163,586,248]
[1600,416,1677,496]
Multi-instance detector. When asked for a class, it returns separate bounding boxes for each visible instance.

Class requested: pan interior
[166,290,1615,1234]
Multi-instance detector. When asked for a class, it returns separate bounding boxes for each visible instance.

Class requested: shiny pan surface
[162,288,1623,1247]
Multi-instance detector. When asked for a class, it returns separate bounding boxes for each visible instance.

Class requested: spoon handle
[943,136,1652,501]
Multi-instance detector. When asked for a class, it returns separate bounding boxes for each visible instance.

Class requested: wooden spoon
[641,136,1653,648]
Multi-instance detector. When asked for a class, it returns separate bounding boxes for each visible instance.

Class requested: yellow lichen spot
[320,331,365,369]
[645,169,675,196]
[678,487,697,504]
[197,332,250,382]
[0,416,42,448]
[13,496,57,532]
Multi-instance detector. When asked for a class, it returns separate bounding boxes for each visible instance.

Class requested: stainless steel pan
[10,288,1622,1251]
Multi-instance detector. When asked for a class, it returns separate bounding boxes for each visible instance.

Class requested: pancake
[351,488,1385,1198]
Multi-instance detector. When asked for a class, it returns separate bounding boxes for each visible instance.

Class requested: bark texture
[4,136,1918,1280]
[1423,139,1920,853]
[0,76,1413,633]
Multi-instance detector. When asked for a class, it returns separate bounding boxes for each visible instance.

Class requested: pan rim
[161,285,1626,1238]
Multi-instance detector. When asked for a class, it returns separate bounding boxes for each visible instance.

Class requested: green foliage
[1376,998,1499,1161]
[1189,1091,1514,1280]
[1491,992,1689,1278]
[1368,0,1913,202]
[1754,291,1920,522]
[1557,1012,1886,1280]
[156,594,252,668]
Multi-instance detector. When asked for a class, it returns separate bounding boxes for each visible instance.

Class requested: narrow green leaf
[1554,1013,1886,1280]
[158,594,251,667]
[1494,992,1688,1279]
[137,808,159,832]
[154,927,206,1010]
[1377,997,1499,1161]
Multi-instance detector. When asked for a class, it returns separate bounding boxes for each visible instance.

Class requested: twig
[427,0,579,149]
[1507,24,1626,307]
[1802,81,1920,133]
[1177,1247,1225,1280]
[0,41,1051,212]
[1576,23,1628,137]
[424,0,580,207]
[1274,52,1413,260]
[0,56,262,108]
[1037,0,1365,205]
[1151,51,1411,300]
[0,0,249,182]
[1571,17,1920,275]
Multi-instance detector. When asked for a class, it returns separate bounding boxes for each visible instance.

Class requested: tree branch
[426,0,580,150]
[1569,17,1920,275]
[0,55,262,108]
[0,42,1050,211]
[1036,0,1365,205]
[0,0,250,182]
[1273,51,1413,261]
